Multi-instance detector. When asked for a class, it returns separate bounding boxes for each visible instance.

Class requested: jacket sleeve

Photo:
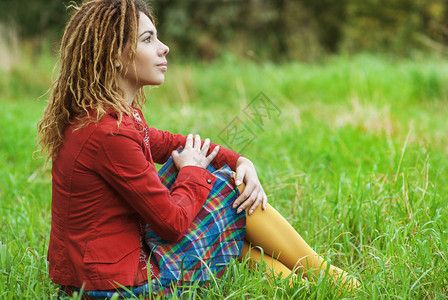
[148,127,242,170]
[94,128,216,242]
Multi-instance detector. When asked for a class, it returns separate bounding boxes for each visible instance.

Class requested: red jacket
[48,108,241,290]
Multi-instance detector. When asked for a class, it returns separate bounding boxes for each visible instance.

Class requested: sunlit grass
[1,51,448,299]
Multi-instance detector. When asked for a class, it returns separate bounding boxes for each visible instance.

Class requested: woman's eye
[144,36,151,43]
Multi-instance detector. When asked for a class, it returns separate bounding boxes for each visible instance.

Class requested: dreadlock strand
[93,6,114,85]
[118,0,127,57]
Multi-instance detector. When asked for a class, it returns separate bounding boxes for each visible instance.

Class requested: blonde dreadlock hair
[37,0,154,161]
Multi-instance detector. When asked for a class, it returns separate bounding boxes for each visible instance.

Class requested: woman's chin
[147,77,165,86]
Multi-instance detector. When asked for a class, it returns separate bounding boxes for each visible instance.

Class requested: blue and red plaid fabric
[68,157,246,299]
[145,157,246,296]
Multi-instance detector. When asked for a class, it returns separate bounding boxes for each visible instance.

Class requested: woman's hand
[233,157,267,215]
[172,134,219,169]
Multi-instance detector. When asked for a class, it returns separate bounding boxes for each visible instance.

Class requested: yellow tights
[238,185,359,290]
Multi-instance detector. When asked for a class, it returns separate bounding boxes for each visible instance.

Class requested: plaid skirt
[64,157,246,299]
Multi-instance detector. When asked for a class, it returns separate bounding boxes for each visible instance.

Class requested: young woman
[37,0,359,298]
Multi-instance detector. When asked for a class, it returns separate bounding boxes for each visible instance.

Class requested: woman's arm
[95,128,218,242]
[149,128,267,215]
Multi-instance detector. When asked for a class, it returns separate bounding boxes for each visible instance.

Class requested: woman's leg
[239,185,359,289]
[240,240,295,282]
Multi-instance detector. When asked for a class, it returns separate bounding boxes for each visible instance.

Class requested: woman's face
[118,12,169,89]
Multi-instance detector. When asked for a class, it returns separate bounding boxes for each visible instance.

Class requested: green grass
[1,52,448,299]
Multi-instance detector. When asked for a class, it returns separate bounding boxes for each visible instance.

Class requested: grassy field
[1,52,448,299]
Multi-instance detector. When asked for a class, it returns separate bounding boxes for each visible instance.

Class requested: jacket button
[206,179,212,184]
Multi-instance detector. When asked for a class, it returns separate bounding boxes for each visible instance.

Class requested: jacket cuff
[177,166,217,189]
[213,150,243,171]
[227,153,243,171]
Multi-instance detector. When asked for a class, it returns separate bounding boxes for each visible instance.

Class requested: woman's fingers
[262,191,268,210]
[248,190,265,215]
[176,134,219,169]
[234,168,246,189]
[239,188,265,215]
[233,178,267,214]
[234,180,255,211]
[194,134,201,150]
[201,138,210,155]
[237,189,258,214]
[206,145,219,164]
[185,134,194,149]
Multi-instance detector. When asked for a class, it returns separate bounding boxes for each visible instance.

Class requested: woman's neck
[117,76,138,105]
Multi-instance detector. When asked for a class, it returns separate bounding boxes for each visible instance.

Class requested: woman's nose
[160,42,169,56]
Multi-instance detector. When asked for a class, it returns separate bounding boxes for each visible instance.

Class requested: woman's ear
[115,60,121,68]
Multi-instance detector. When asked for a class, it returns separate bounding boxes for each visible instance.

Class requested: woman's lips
[157,62,167,71]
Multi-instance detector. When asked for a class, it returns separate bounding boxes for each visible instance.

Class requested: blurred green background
[1,0,447,62]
